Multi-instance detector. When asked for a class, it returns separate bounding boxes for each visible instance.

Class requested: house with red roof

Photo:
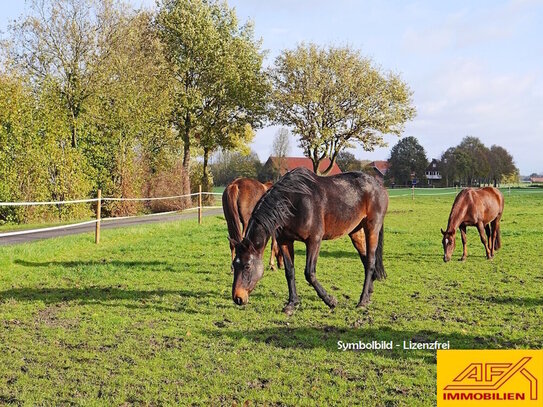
[367,161,389,180]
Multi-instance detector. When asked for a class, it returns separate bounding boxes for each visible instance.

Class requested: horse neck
[245,220,270,253]
[446,204,464,233]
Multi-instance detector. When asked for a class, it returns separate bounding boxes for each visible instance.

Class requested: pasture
[0,189,542,406]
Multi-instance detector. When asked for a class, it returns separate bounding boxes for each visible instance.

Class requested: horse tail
[222,183,243,244]
[373,224,386,280]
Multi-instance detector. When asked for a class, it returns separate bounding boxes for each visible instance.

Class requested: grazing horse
[222,178,282,271]
[441,187,504,262]
[230,167,389,313]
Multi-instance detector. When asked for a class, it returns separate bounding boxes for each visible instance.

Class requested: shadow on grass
[14,259,176,271]
[294,248,443,261]
[205,325,532,358]
[474,294,543,307]
[0,286,218,312]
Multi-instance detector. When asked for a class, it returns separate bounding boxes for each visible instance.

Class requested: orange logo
[437,350,543,406]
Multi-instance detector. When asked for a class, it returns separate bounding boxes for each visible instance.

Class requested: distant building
[530,176,543,183]
[425,159,442,185]
[367,161,389,180]
[262,156,342,179]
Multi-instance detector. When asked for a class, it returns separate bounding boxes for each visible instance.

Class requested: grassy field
[0,190,542,405]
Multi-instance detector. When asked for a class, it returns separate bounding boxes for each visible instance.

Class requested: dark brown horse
[441,187,504,262]
[222,178,282,270]
[230,167,389,313]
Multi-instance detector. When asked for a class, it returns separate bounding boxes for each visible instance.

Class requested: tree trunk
[181,114,191,208]
[70,111,77,148]
[319,154,338,176]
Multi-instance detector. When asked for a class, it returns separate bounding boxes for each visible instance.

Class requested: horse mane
[249,168,316,236]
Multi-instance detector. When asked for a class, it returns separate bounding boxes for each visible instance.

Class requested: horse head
[231,237,264,305]
[441,228,456,262]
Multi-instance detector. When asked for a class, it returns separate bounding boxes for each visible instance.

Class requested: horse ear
[441,228,446,235]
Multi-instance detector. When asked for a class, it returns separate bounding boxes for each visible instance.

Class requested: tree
[440,137,517,187]
[270,43,415,175]
[456,137,490,186]
[9,0,122,149]
[387,136,428,186]
[83,10,177,211]
[336,151,360,172]
[210,149,262,186]
[488,145,516,186]
[194,14,269,192]
[272,127,291,159]
[157,0,268,199]
[0,69,93,222]
[269,127,291,179]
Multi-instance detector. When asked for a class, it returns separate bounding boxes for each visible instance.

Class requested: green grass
[0,192,542,405]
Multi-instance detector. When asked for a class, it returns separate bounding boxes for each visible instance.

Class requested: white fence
[0,190,223,241]
[1,185,541,241]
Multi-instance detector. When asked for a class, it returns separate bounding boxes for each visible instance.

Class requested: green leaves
[387,136,429,186]
[270,43,416,175]
[440,137,517,186]
[157,0,269,190]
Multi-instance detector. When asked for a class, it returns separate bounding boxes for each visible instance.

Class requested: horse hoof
[327,296,338,309]
[269,265,276,271]
[282,302,299,315]
[459,257,466,262]
[357,298,370,308]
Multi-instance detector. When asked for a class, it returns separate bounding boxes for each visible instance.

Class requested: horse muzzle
[232,288,249,306]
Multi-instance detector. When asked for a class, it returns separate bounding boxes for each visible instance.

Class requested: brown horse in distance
[222,178,282,270]
[441,187,504,262]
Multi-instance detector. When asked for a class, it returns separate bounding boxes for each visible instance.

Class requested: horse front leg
[459,224,467,261]
[280,241,299,315]
[476,222,492,259]
[304,239,337,309]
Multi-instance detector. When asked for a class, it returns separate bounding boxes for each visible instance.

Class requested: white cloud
[406,58,543,173]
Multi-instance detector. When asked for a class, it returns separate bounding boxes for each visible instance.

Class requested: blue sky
[2,0,542,174]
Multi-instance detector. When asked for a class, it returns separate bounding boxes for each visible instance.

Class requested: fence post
[95,189,101,244]
[412,185,415,200]
[198,184,202,225]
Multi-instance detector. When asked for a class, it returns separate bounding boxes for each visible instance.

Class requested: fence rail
[0,189,223,241]
[1,186,542,242]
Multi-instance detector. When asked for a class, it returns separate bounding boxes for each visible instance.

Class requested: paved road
[0,208,224,246]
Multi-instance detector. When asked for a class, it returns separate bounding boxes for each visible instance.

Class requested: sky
[1,0,542,174]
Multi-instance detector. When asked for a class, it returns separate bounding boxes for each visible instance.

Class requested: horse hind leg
[476,221,492,259]
[357,222,381,308]
[268,235,283,271]
[268,236,277,271]
[485,224,493,255]
[349,229,372,293]
[490,217,501,254]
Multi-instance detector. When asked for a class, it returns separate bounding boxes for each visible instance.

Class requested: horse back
[315,172,388,239]
[451,187,503,226]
